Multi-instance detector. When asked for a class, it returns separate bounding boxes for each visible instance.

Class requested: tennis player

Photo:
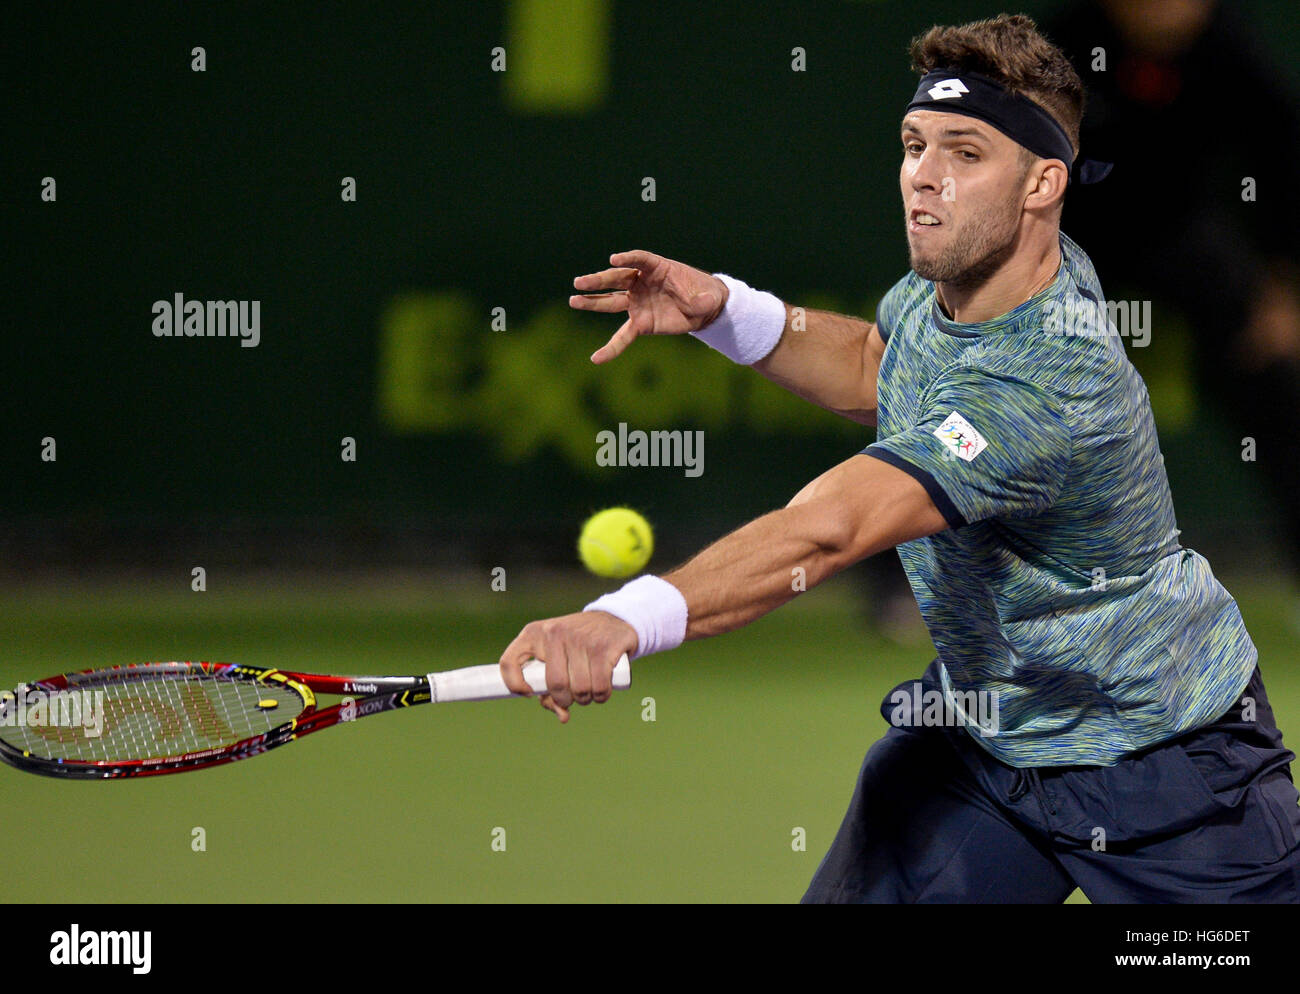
[499,13,1300,902]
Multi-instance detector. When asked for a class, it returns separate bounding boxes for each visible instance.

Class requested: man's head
[900,14,1085,288]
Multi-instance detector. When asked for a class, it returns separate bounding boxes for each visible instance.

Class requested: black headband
[906,69,1112,185]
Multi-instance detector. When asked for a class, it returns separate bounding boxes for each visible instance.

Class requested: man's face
[900,110,1032,287]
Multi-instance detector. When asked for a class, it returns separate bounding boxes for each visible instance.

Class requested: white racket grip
[427,653,631,703]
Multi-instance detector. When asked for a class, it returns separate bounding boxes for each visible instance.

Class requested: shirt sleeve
[873,275,912,345]
[863,365,1072,528]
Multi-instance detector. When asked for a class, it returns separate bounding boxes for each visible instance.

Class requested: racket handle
[427,653,631,704]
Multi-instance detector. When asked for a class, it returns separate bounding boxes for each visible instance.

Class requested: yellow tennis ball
[578,507,654,579]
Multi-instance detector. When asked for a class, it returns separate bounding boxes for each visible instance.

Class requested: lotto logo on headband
[927,78,969,100]
[908,68,1115,184]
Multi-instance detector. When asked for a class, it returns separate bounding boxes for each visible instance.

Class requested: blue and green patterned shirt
[864,231,1257,767]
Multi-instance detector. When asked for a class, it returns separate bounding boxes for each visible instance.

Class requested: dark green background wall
[7,0,1297,567]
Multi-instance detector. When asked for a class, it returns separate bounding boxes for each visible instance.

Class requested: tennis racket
[0,655,631,779]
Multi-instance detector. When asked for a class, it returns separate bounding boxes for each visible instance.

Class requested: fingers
[609,250,662,273]
[498,612,638,722]
[590,318,638,364]
[541,654,610,712]
[501,636,571,723]
[573,267,640,293]
[590,656,614,704]
[572,264,637,362]
[541,653,606,719]
[568,649,594,707]
[568,291,630,314]
[498,641,536,697]
[540,694,570,724]
[543,644,573,711]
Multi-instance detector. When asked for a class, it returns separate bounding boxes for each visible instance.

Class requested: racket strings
[0,674,307,763]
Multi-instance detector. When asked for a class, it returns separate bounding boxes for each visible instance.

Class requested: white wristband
[583,575,688,660]
[691,273,787,365]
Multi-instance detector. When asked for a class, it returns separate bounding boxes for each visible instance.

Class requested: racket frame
[0,661,429,780]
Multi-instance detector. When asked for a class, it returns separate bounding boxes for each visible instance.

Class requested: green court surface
[1,569,1296,903]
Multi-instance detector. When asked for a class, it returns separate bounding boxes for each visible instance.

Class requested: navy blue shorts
[802,660,1300,903]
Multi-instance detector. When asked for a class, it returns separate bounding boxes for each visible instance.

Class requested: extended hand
[570,250,729,363]
[499,611,638,723]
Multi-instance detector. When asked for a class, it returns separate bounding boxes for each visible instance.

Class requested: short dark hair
[909,14,1085,158]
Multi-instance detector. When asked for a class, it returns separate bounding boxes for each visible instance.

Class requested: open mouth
[909,209,943,231]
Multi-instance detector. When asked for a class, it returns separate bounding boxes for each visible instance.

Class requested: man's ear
[1025,159,1069,213]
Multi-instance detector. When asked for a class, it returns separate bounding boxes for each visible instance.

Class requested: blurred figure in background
[1047,0,1300,584]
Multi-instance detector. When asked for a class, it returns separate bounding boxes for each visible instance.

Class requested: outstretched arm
[571,250,885,424]
[662,450,940,637]
[498,453,947,721]
[751,307,885,426]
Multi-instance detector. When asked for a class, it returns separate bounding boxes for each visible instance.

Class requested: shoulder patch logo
[934,411,987,461]
[927,79,969,100]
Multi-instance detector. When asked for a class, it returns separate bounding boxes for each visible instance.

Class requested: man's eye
[905,142,923,154]
[958,151,979,161]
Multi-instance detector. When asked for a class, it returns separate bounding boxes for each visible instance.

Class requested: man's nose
[908,150,944,193]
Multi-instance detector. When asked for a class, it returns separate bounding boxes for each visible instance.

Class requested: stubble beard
[909,201,1021,290]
